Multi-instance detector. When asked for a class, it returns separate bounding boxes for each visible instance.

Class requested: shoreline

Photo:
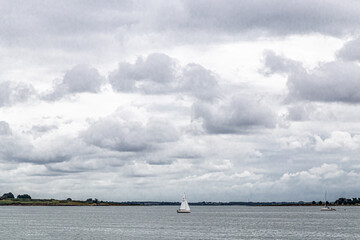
[0,199,353,207]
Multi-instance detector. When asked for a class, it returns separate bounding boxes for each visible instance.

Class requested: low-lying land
[0,199,358,206]
[0,198,137,206]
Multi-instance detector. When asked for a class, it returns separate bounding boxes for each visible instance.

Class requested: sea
[0,205,359,239]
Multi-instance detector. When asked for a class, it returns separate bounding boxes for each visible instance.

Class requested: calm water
[0,205,359,239]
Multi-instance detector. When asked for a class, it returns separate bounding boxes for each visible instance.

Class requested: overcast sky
[1,0,360,202]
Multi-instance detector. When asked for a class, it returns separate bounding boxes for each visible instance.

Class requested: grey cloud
[286,103,323,122]
[109,53,220,101]
[0,81,36,107]
[3,0,356,54]
[165,0,360,41]
[180,63,220,101]
[0,0,135,49]
[262,52,360,103]
[287,104,309,121]
[82,116,179,152]
[31,124,58,133]
[261,50,303,76]
[0,122,74,165]
[109,53,179,94]
[44,64,104,100]
[155,0,360,37]
[193,96,276,134]
[287,61,360,103]
[0,135,71,164]
[30,124,59,138]
[0,121,12,135]
[337,38,360,61]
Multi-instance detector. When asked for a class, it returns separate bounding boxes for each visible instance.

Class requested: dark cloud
[0,81,36,107]
[193,96,276,134]
[109,53,220,100]
[154,0,360,37]
[44,64,104,100]
[82,116,179,152]
[3,0,356,54]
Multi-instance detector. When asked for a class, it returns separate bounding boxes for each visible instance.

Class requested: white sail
[177,193,191,213]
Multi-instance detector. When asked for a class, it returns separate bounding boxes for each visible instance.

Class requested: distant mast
[177,193,191,213]
[320,191,336,211]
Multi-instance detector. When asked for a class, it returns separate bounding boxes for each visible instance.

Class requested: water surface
[0,205,358,239]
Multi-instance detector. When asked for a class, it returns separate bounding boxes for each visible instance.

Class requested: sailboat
[320,191,336,211]
[177,193,191,213]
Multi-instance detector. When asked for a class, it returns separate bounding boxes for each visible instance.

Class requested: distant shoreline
[0,199,355,207]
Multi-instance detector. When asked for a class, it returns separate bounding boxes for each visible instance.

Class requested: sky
[1,0,360,202]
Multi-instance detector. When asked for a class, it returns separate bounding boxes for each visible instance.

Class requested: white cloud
[315,131,360,151]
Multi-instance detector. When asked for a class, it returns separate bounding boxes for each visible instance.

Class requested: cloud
[109,53,220,100]
[0,81,36,107]
[0,0,136,49]
[337,37,360,61]
[279,163,348,189]
[180,63,220,101]
[158,0,360,37]
[261,50,303,76]
[0,121,12,135]
[288,61,360,103]
[31,124,58,133]
[44,64,105,100]
[30,124,58,138]
[262,51,360,103]
[2,0,360,59]
[0,122,76,165]
[287,104,310,121]
[82,114,179,152]
[193,95,276,134]
[315,131,360,152]
[109,53,180,94]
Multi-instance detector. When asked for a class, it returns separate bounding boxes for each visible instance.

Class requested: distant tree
[312,201,316,205]
[318,201,323,205]
[0,192,15,200]
[66,198,72,201]
[17,194,31,200]
[326,201,329,205]
[86,198,93,203]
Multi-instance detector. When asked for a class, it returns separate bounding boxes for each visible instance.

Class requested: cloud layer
[2,1,360,202]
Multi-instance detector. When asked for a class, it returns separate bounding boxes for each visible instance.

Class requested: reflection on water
[0,206,359,239]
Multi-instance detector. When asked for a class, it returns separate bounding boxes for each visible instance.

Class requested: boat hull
[177,209,191,213]
[320,207,336,211]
